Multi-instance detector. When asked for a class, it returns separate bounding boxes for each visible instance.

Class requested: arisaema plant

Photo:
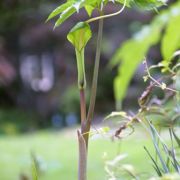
[47,0,166,179]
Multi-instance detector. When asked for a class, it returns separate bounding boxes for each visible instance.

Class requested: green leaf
[48,0,101,27]
[47,0,166,29]
[116,0,166,10]
[67,22,92,51]
[115,0,132,7]
[132,0,167,10]
[110,2,180,104]
[144,146,163,176]
[48,0,86,28]
[161,14,180,61]
[46,1,72,22]
[85,5,95,16]
[147,121,169,173]
[31,153,38,180]
[111,23,162,102]
[172,130,180,147]
[55,6,76,28]
[174,70,180,118]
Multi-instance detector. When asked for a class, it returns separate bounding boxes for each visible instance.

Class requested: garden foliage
[47,1,178,180]
[47,0,166,28]
[110,1,180,105]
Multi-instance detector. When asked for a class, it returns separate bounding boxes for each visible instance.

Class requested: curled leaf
[67,22,92,51]
[67,22,92,89]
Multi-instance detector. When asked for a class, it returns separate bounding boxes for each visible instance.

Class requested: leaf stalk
[86,0,126,24]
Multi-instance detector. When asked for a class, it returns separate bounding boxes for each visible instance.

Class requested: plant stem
[77,130,87,180]
[78,14,104,180]
[78,52,87,180]
[86,0,126,24]
[82,17,104,146]
[80,89,86,129]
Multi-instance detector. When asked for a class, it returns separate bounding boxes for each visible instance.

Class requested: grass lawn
[0,126,154,180]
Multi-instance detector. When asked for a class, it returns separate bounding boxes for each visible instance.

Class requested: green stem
[78,13,104,180]
[86,0,126,24]
[82,18,104,146]
[77,50,87,180]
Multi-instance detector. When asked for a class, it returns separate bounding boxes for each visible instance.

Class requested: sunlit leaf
[85,5,94,16]
[161,14,180,61]
[116,0,167,9]
[46,1,72,22]
[132,0,167,10]
[111,24,162,102]
[47,0,166,28]
[110,1,180,104]
[48,0,86,28]
[55,6,76,28]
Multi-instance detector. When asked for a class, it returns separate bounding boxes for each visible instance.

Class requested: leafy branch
[47,0,166,29]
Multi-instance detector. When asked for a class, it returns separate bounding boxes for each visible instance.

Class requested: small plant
[105,57,180,179]
[47,0,167,179]
[104,2,180,176]
[19,152,42,180]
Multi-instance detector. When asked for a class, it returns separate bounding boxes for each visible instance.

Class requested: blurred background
[0,0,159,133]
[0,0,179,180]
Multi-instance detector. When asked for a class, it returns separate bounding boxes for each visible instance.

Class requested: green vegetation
[0,127,153,180]
[110,1,180,107]
[47,1,167,179]
[0,109,38,134]
[0,1,179,180]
